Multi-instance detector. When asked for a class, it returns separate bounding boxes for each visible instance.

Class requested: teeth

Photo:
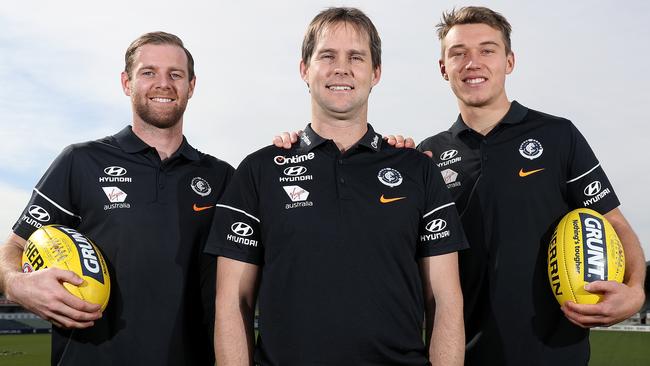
[466,78,486,84]
[329,86,352,91]
[151,98,173,102]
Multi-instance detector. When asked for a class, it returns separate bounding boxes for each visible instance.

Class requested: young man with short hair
[419,7,645,365]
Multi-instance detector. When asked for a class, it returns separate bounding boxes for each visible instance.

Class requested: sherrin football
[22,225,111,311]
[547,208,625,305]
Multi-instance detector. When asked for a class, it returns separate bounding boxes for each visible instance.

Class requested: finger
[52,268,83,286]
[563,301,605,316]
[272,136,284,148]
[49,312,96,329]
[423,150,433,158]
[59,293,102,315]
[584,280,619,294]
[290,131,302,143]
[383,135,397,146]
[561,305,606,328]
[404,138,416,149]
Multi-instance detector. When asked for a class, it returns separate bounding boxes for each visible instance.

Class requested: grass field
[0,331,648,365]
[0,334,50,365]
[590,331,650,366]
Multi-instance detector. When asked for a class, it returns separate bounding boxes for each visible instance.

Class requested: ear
[299,59,309,84]
[188,76,196,99]
[505,51,515,75]
[371,65,381,87]
[439,59,448,81]
[121,71,132,96]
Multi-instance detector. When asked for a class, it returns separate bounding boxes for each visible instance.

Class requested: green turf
[589,330,650,366]
[0,334,50,365]
[0,331,648,364]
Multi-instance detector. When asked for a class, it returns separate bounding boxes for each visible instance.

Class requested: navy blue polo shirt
[206,124,468,366]
[418,101,620,366]
[13,126,233,365]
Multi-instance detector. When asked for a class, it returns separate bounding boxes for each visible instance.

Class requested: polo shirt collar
[450,100,529,138]
[113,125,200,161]
[298,123,382,153]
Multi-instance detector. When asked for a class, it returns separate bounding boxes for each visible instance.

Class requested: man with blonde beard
[0,32,233,365]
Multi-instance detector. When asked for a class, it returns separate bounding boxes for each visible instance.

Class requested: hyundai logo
[28,205,50,222]
[231,222,254,237]
[584,181,602,197]
[425,219,447,233]
[104,166,127,177]
[440,149,458,161]
[284,166,307,177]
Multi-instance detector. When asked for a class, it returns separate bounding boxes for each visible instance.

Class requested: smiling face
[440,23,514,109]
[121,43,195,129]
[300,22,381,122]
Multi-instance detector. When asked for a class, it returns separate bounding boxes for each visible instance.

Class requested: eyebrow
[139,65,186,73]
[448,40,501,51]
[317,48,368,55]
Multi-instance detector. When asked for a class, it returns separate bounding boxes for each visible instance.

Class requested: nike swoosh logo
[380,195,406,204]
[519,168,545,177]
[193,204,214,212]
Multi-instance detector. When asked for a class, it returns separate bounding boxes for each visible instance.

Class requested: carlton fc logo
[519,139,543,160]
[191,177,212,197]
[377,168,403,187]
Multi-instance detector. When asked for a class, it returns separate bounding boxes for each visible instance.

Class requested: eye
[350,55,364,62]
[171,72,183,80]
[481,49,495,55]
[141,71,155,77]
[450,51,465,58]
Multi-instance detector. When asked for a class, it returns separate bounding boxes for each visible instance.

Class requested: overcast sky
[1,0,648,256]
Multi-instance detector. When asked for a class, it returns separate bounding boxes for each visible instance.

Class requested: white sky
[1,0,648,256]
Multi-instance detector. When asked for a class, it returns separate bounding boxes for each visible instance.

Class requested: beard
[132,94,188,129]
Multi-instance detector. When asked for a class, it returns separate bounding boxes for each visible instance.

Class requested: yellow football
[22,225,111,311]
[548,208,625,305]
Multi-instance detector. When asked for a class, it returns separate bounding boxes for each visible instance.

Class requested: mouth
[149,97,175,103]
[462,77,487,85]
[326,84,354,91]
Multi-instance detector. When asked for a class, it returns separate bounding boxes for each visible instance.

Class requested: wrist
[3,271,24,303]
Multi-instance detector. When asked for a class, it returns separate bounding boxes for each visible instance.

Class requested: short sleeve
[12,145,81,240]
[204,156,263,265]
[565,123,620,214]
[418,159,469,257]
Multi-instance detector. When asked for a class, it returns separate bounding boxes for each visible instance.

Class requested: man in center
[205,7,467,366]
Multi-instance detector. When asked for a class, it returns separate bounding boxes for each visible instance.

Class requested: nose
[464,54,481,70]
[154,74,173,89]
[333,59,351,76]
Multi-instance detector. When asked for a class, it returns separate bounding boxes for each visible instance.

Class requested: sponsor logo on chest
[437,149,462,167]
[102,186,131,210]
[441,168,460,188]
[99,166,132,183]
[279,165,313,183]
[283,185,313,210]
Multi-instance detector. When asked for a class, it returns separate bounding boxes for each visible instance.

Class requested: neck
[459,98,511,136]
[131,118,184,160]
[311,107,369,152]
